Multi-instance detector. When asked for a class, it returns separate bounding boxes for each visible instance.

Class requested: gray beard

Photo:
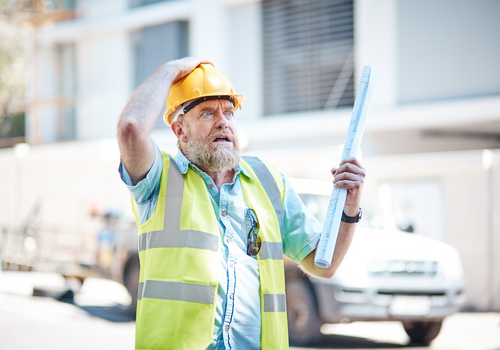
[186,130,241,172]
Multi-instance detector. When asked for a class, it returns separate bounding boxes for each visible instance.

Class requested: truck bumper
[313,279,466,323]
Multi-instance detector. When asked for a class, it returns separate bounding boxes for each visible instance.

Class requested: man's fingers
[333,172,360,184]
[333,157,365,193]
[339,157,363,168]
[334,179,363,191]
[334,173,364,189]
[331,157,365,194]
[336,160,366,177]
[331,157,365,211]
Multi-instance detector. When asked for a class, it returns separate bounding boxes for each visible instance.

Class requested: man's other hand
[331,157,365,217]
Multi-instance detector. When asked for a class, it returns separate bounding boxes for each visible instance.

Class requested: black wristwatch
[341,207,362,223]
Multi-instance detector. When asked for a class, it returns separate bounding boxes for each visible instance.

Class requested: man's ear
[171,119,188,144]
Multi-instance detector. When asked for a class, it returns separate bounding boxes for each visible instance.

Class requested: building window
[44,0,76,11]
[129,0,176,8]
[262,0,354,116]
[132,21,188,129]
[57,42,77,141]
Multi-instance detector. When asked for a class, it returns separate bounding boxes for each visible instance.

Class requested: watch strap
[341,207,362,223]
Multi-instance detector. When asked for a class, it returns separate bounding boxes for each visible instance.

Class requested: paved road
[0,271,499,350]
[0,271,135,350]
[302,314,500,350]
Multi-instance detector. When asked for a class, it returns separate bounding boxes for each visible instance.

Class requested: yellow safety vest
[131,152,289,350]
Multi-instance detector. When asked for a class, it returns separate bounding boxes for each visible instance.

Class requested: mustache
[209,129,233,138]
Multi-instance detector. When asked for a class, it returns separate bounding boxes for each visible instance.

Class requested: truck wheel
[123,259,140,313]
[403,320,443,345]
[286,278,322,346]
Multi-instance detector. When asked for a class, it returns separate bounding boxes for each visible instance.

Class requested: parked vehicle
[0,204,140,311]
[285,227,467,345]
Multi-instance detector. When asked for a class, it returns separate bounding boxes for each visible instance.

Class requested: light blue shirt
[119,142,322,350]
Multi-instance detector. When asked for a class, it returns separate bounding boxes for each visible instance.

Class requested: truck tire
[123,257,140,313]
[286,278,322,346]
[403,320,443,345]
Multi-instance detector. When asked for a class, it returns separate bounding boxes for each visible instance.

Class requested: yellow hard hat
[164,64,246,126]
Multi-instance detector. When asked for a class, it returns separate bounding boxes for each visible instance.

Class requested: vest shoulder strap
[241,156,284,241]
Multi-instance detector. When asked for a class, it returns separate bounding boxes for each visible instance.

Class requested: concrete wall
[355,0,500,105]
[355,0,398,108]
[398,0,500,103]
[227,1,263,120]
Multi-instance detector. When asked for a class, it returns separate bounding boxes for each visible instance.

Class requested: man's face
[180,99,240,172]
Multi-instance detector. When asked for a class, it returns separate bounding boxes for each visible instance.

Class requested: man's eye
[225,111,234,117]
[202,111,212,117]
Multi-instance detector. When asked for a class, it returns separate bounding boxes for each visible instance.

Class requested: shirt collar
[174,149,253,181]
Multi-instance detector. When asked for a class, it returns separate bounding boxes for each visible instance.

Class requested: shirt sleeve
[281,174,322,264]
[118,141,163,224]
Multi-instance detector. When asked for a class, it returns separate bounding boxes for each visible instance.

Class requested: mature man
[117,57,365,350]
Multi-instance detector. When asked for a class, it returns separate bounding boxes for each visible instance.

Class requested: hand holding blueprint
[314,66,379,268]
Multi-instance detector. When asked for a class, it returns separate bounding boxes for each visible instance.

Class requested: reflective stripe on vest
[138,280,216,304]
[259,241,283,260]
[139,229,219,252]
[263,293,287,312]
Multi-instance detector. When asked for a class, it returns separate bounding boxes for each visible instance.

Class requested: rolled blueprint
[314,66,379,268]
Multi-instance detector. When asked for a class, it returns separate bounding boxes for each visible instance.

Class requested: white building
[14,0,500,311]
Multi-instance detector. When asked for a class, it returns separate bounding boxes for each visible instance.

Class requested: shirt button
[229,293,234,299]
[225,326,230,332]
[226,237,231,244]
[230,262,234,268]
[222,211,227,217]
[208,184,213,189]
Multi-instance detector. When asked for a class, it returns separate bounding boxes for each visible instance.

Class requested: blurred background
[0,0,499,349]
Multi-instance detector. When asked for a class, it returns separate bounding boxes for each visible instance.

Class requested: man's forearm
[300,222,356,279]
[299,157,365,278]
[117,63,178,184]
[326,221,356,275]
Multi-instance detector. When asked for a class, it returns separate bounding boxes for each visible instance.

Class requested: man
[117,57,365,350]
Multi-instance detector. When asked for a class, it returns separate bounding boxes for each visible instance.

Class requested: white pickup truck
[285,226,466,346]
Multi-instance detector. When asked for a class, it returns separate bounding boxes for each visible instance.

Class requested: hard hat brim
[164,94,246,126]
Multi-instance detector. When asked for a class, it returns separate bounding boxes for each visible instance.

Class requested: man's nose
[214,109,228,129]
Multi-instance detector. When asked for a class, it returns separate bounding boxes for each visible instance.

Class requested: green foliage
[0,7,29,122]
[0,112,25,139]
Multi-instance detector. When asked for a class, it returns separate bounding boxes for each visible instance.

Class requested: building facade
[17,0,500,311]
